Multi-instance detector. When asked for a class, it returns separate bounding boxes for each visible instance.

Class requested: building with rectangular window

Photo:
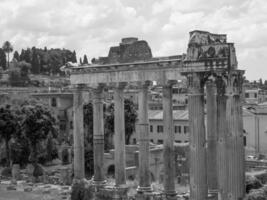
[130,110,189,144]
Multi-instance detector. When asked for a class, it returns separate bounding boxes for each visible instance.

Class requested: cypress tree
[83,55,88,64]
[0,48,7,70]
[13,51,20,61]
[31,48,40,74]
[71,51,77,63]
[24,48,31,63]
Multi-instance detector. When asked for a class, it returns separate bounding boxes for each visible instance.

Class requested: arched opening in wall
[150,172,155,182]
[107,165,115,178]
[244,136,247,146]
[51,97,57,107]
[128,175,135,181]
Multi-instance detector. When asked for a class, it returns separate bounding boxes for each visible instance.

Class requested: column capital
[225,71,244,96]
[163,80,177,88]
[137,80,152,89]
[187,73,205,94]
[92,84,105,102]
[214,70,244,96]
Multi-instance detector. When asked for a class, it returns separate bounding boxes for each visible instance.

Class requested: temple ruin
[68,30,245,200]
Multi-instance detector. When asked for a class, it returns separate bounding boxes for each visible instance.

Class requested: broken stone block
[12,164,20,180]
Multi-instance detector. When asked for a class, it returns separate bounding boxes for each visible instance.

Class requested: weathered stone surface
[137,82,151,193]
[60,168,72,185]
[162,84,176,198]
[12,164,21,180]
[206,81,218,200]
[24,187,33,192]
[93,37,152,64]
[73,89,85,179]
[114,85,126,186]
[188,73,207,200]
[6,185,17,190]
[93,87,105,184]
[71,179,93,200]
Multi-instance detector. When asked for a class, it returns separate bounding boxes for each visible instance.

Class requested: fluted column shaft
[137,83,151,191]
[206,81,218,198]
[225,74,245,200]
[188,73,207,200]
[216,78,228,200]
[163,84,176,198]
[93,87,105,183]
[73,88,85,179]
[114,85,126,186]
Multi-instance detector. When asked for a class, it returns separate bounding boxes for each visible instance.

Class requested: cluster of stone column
[187,71,245,200]
[72,81,180,199]
[71,70,245,200]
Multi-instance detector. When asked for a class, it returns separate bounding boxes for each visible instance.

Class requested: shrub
[71,180,93,200]
[10,138,30,167]
[1,167,12,178]
[246,186,267,200]
[246,175,263,193]
[255,171,267,184]
[33,164,44,178]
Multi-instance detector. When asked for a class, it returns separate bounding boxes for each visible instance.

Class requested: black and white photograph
[0,0,267,199]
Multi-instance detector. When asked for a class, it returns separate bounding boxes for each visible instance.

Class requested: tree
[79,57,82,65]
[124,99,138,144]
[24,48,31,63]
[0,104,20,167]
[13,51,20,61]
[71,51,77,63]
[0,48,7,70]
[31,48,40,74]
[21,104,57,166]
[8,61,31,86]
[83,55,88,64]
[2,41,13,69]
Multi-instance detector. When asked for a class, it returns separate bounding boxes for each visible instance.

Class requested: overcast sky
[0,0,266,80]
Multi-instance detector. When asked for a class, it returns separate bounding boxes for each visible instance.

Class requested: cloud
[0,0,266,80]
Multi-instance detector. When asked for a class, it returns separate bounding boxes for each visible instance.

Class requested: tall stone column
[188,73,207,200]
[93,86,105,185]
[114,83,126,186]
[163,82,176,199]
[73,87,85,179]
[206,80,218,199]
[225,72,245,200]
[137,82,152,193]
[216,76,228,200]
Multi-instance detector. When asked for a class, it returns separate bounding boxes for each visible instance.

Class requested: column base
[137,186,152,193]
[136,186,153,200]
[71,179,94,200]
[98,185,128,200]
[208,189,218,200]
[164,191,177,200]
[91,179,107,191]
